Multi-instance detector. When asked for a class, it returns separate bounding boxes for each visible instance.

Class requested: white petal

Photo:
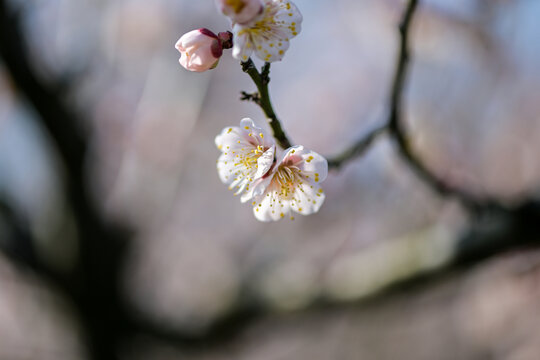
[241,175,272,203]
[253,187,292,221]
[292,182,325,216]
[216,153,237,184]
[273,0,303,38]
[232,27,254,62]
[239,118,275,149]
[233,0,302,63]
[253,36,290,62]
[254,145,275,179]
[215,125,244,150]
[216,118,278,204]
[216,118,271,152]
[297,151,328,182]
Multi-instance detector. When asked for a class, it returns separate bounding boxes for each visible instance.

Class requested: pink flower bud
[175,28,223,72]
[216,0,264,25]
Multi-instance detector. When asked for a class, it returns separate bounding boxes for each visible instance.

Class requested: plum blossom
[232,0,303,62]
[251,145,328,221]
[215,118,276,202]
[175,29,232,72]
[216,0,264,25]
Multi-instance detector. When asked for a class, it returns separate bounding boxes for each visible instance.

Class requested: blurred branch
[385,0,489,211]
[128,198,540,352]
[0,3,130,360]
[0,198,69,289]
[327,0,496,211]
[327,122,388,169]
[241,59,292,149]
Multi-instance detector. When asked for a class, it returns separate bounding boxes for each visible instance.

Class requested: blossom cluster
[216,119,327,222]
[175,1,328,221]
[175,0,303,71]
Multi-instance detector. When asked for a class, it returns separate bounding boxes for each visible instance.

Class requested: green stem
[241,59,292,149]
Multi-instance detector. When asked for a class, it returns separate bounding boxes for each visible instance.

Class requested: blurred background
[1,0,540,359]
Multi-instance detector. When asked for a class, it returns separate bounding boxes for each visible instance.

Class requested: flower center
[225,0,246,14]
[237,5,279,38]
[275,165,299,198]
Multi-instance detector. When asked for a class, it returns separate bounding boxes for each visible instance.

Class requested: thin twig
[240,91,261,105]
[327,122,388,169]
[241,59,292,149]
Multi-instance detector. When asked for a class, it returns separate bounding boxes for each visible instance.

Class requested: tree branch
[327,0,495,211]
[385,0,485,210]
[0,3,131,360]
[129,197,540,351]
[327,122,388,169]
[241,59,292,149]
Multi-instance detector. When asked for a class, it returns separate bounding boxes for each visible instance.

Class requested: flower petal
[279,145,328,183]
[241,175,272,203]
[292,182,325,216]
[216,153,237,185]
[253,186,292,221]
[253,36,290,63]
[273,0,303,37]
[232,29,254,62]
[231,0,302,62]
[216,118,273,152]
[254,145,275,179]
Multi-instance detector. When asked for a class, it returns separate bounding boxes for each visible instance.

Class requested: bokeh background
[1,0,540,359]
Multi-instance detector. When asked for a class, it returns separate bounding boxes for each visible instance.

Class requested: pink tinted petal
[175,29,221,72]
[277,145,304,165]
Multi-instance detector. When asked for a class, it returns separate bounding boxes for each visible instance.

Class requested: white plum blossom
[232,0,303,63]
[250,145,328,221]
[215,118,276,202]
[216,0,264,25]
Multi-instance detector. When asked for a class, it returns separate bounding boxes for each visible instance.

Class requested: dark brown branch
[240,91,261,105]
[241,59,292,149]
[0,3,131,360]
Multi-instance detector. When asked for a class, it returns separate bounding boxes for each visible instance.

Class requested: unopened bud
[175,28,223,72]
